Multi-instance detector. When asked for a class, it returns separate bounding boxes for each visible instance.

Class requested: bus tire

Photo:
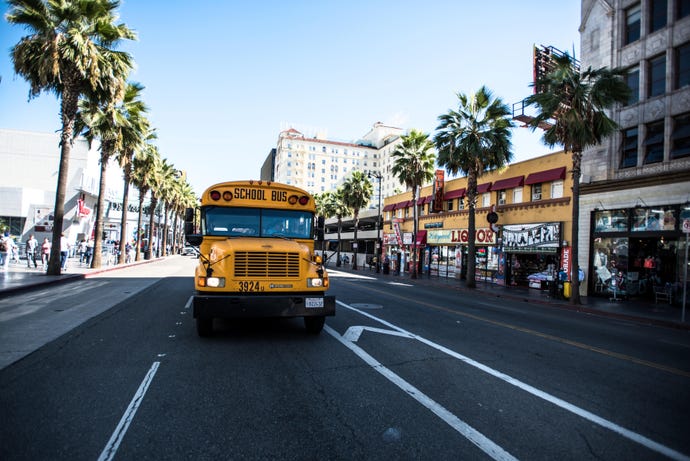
[197,317,213,337]
[304,316,325,334]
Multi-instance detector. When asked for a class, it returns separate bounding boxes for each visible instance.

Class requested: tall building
[579,0,690,300]
[270,122,407,205]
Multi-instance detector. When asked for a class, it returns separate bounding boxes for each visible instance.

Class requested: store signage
[427,228,496,245]
[561,246,571,277]
[503,222,561,253]
[424,222,444,229]
[392,219,403,246]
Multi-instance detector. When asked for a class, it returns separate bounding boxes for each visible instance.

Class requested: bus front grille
[234,252,300,278]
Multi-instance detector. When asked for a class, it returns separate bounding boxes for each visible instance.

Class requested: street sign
[683,218,690,234]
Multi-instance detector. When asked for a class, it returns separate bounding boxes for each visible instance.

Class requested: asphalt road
[1,257,689,460]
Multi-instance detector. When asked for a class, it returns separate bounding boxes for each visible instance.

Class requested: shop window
[621,127,639,168]
[647,55,666,98]
[551,180,564,199]
[649,0,668,33]
[643,120,665,164]
[632,207,677,231]
[625,67,640,105]
[594,209,629,232]
[513,187,523,204]
[676,42,690,90]
[624,4,641,45]
[671,112,690,158]
[531,184,542,201]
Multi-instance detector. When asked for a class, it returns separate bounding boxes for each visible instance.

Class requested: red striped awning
[382,204,395,212]
[415,230,427,247]
[524,167,566,185]
[491,175,524,190]
[419,195,432,204]
[444,188,465,200]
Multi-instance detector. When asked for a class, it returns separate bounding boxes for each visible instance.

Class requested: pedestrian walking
[77,238,87,265]
[41,237,51,270]
[0,230,13,270]
[25,234,39,269]
[59,233,70,270]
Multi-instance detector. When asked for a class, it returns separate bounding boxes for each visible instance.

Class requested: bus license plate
[305,298,323,308]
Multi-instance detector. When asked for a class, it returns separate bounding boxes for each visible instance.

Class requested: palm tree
[7,0,135,275]
[391,129,436,279]
[434,86,514,288]
[76,85,132,268]
[131,144,158,261]
[525,53,630,305]
[157,160,177,256]
[341,171,373,270]
[116,82,151,264]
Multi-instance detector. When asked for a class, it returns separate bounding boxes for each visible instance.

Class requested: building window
[497,190,507,205]
[648,55,666,98]
[481,193,490,208]
[624,4,641,45]
[532,184,542,201]
[446,199,454,211]
[513,187,523,204]
[677,0,690,19]
[625,67,640,105]
[676,42,690,89]
[551,180,564,199]
[650,0,668,33]
[458,198,465,210]
[671,112,690,159]
[643,121,665,164]
[621,127,639,168]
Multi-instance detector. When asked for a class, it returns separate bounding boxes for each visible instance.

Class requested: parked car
[182,245,196,256]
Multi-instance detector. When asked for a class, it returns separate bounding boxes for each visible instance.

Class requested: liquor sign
[392,219,404,246]
[427,228,496,245]
[502,222,561,253]
[430,170,445,213]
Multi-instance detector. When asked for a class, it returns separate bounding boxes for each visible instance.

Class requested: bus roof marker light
[298,196,309,205]
[288,195,298,205]
[222,191,232,201]
[210,190,221,201]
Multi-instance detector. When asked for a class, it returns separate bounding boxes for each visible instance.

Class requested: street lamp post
[368,171,383,273]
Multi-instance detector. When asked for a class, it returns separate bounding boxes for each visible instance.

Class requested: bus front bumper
[193,293,336,319]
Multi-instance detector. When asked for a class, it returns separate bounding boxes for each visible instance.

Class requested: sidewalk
[328,264,690,331]
[0,255,163,295]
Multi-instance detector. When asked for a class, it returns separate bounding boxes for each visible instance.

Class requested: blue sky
[1,1,581,195]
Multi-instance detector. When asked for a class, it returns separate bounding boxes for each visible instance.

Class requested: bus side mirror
[316,216,325,241]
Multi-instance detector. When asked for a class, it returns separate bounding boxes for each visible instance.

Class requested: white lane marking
[336,300,690,461]
[324,325,518,461]
[387,282,413,287]
[343,325,415,342]
[97,361,160,461]
[184,296,193,310]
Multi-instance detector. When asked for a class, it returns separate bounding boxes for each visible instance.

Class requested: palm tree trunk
[411,190,418,279]
[162,203,169,256]
[570,152,582,304]
[135,194,145,261]
[118,161,132,265]
[146,196,157,259]
[352,213,359,270]
[466,173,478,289]
[336,218,342,267]
[91,153,110,268]
[48,86,78,275]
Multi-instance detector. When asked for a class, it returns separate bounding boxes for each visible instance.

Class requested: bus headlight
[307,278,323,288]
[199,277,225,288]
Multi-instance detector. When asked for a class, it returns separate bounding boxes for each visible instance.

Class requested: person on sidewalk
[25,234,39,269]
[59,233,70,270]
[0,230,14,270]
[41,237,51,270]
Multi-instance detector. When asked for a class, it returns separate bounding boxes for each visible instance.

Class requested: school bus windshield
[202,206,314,239]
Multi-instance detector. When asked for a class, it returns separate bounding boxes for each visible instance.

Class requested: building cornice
[581,169,690,194]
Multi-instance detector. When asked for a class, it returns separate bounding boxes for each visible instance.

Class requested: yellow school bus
[184,180,335,336]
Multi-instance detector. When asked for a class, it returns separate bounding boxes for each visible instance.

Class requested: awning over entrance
[415,230,427,246]
[491,175,524,190]
[524,167,566,185]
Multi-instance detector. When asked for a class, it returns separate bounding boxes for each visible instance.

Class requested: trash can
[563,281,571,299]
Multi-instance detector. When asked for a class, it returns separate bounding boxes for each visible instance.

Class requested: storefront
[426,227,497,281]
[590,205,685,302]
[502,222,562,289]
